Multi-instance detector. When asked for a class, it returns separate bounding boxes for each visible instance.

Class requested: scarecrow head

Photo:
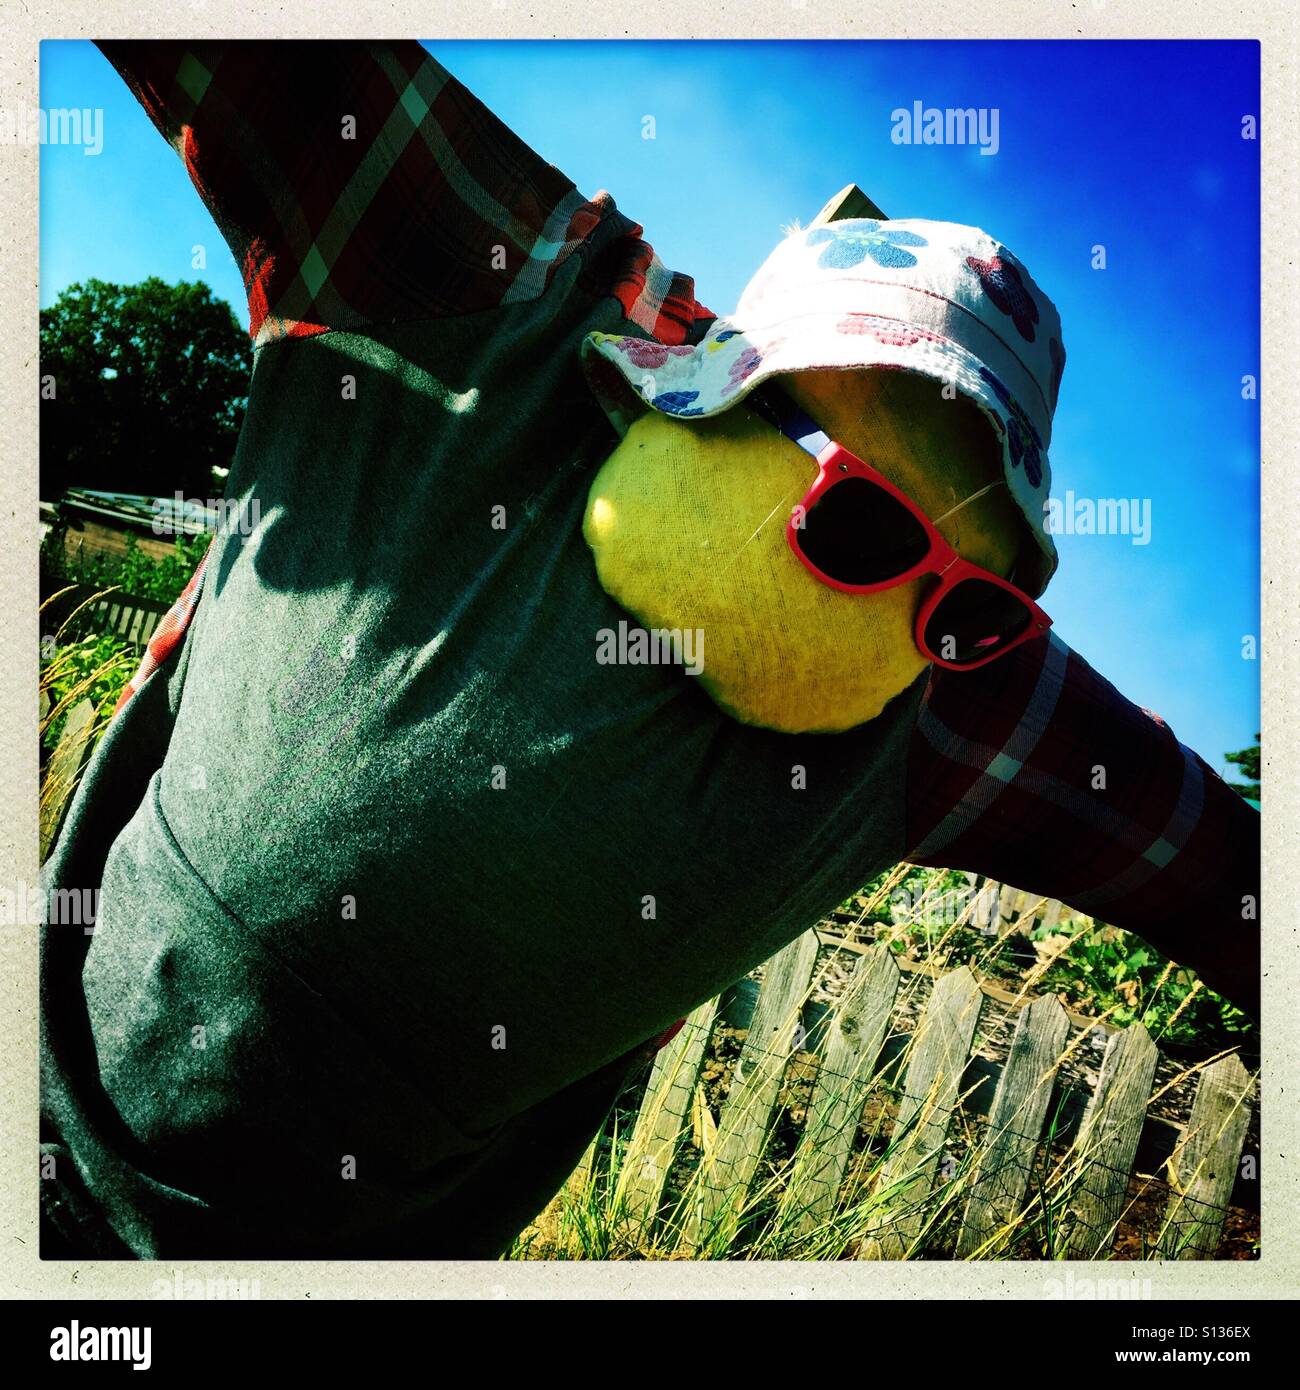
[579,201,1066,733]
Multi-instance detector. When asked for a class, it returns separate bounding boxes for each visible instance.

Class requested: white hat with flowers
[580,209,1067,598]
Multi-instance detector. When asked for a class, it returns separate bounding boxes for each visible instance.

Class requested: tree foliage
[1224,733,1260,801]
[40,278,251,500]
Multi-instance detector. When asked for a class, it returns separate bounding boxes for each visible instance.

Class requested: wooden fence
[43,584,171,652]
[84,592,171,649]
[560,922,1256,1261]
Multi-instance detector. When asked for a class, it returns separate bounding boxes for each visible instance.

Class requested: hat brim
[580,316,1058,598]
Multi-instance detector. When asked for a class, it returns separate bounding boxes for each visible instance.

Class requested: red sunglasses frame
[746,382,1053,672]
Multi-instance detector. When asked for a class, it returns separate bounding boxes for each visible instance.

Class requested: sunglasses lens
[796,477,931,586]
[923,577,1033,665]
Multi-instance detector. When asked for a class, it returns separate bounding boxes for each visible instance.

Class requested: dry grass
[510,886,1258,1263]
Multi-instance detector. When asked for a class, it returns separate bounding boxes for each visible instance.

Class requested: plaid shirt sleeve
[94,40,713,348]
[905,630,1260,1017]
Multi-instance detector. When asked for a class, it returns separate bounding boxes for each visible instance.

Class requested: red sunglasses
[744,380,1052,672]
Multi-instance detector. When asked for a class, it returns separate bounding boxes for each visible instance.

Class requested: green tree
[1224,733,1260,801]
[40,278,251,501]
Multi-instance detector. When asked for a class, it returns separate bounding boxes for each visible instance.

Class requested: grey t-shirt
[41,264,926,1258]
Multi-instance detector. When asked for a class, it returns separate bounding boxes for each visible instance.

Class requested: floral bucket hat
[579,216,1067,597]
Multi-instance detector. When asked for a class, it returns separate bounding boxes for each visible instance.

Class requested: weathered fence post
[972,879,997,932]
[616,998,718,1237]
[778,945,900,1238]
[1158,1054,1255,1259]
[857,966,984,1259]
[997,883,1022,939]
[1063,1022,1159,1258]
[956,994,1070,1257]
[683,931,820,1251]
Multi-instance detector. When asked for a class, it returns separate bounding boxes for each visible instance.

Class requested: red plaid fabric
[906,632,1259,1015]
[97,41,711,350]
[639,1015,688,1061]
[110,542,211,717]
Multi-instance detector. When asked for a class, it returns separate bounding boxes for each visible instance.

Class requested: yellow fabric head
[583,368,1026,734]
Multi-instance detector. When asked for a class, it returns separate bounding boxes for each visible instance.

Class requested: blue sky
[39,39,1260,778]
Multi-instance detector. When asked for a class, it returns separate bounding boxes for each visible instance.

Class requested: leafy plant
[1027,916,1253,1048]
[117,532,207,603]
[42,529,205,607]
[40,630,134,754]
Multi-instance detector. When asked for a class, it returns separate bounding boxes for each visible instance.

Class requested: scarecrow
[40,41,1259,1260]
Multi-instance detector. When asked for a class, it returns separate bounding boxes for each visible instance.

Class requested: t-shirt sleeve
[904,631,1260,1017]
[94,39,713,349]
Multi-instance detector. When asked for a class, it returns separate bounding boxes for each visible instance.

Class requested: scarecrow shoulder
[95,40,652,345]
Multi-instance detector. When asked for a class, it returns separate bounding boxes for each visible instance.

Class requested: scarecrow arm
[904,632,1260,1018]
[94,40,710,349]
